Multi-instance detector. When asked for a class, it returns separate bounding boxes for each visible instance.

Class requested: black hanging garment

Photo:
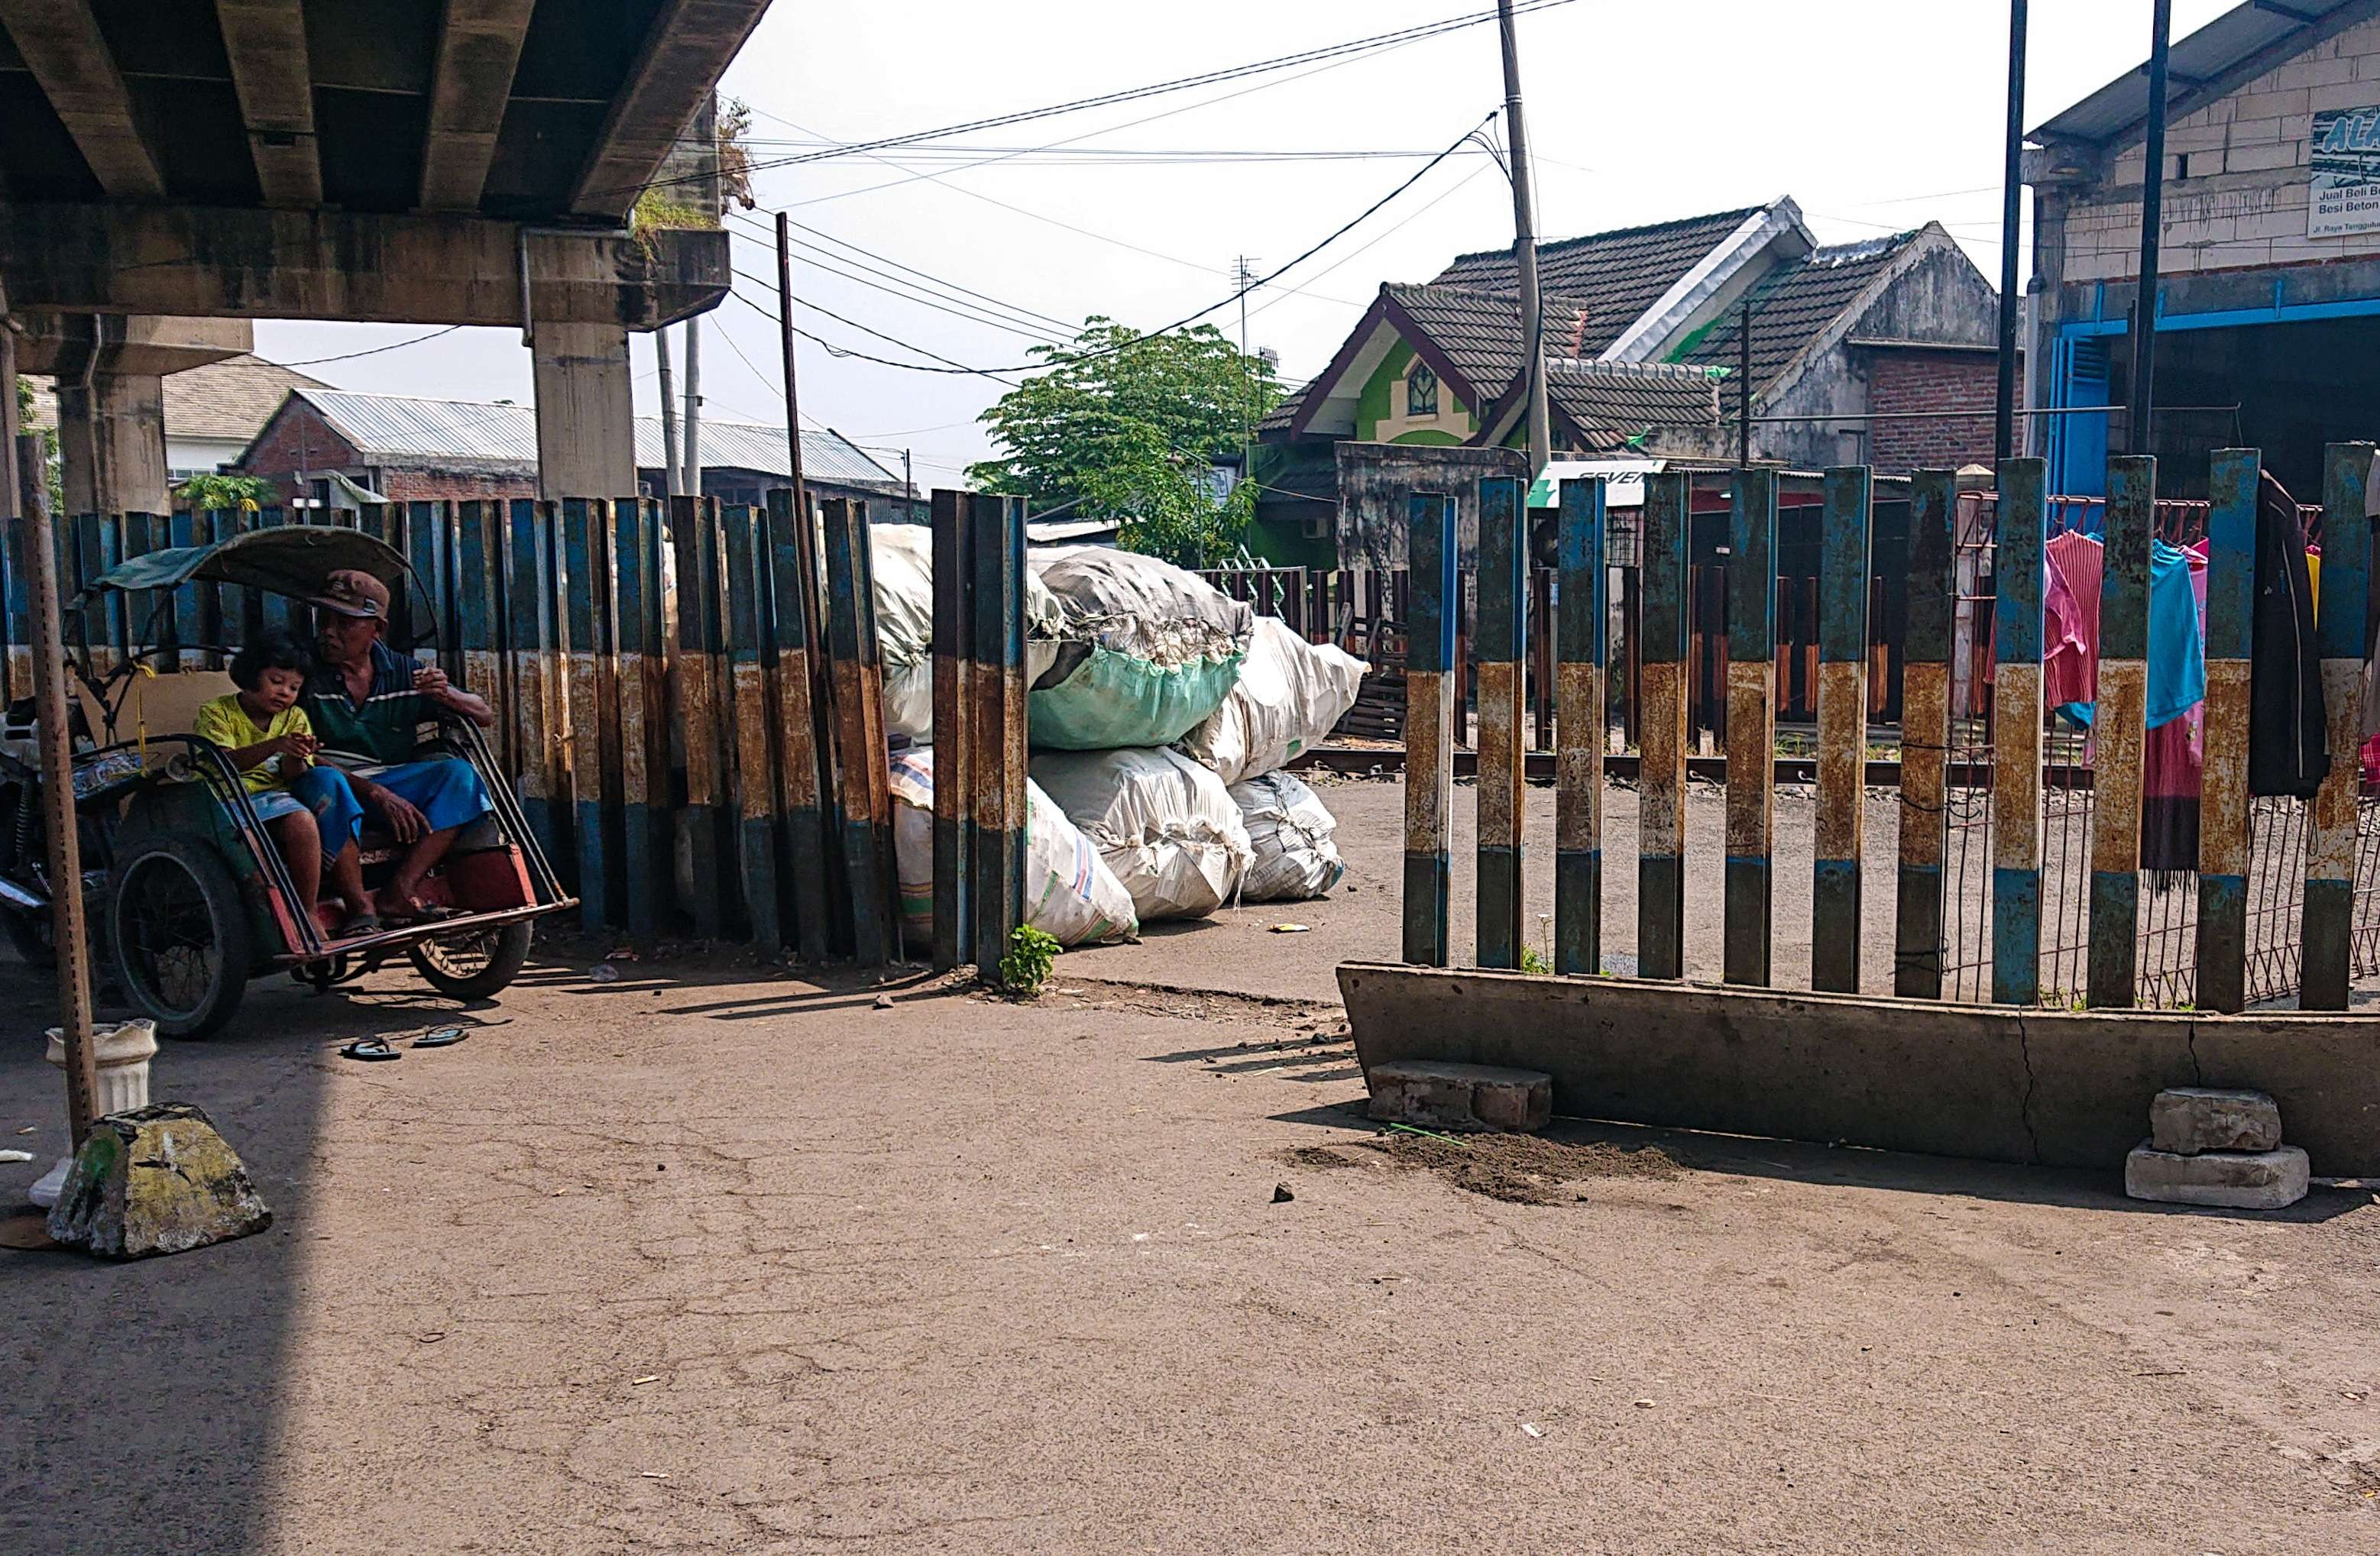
[2248,471,2329,799]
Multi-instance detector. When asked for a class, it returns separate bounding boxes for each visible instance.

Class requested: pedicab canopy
[75,526,409,607]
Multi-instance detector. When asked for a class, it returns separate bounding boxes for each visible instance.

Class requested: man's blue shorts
[290,759,491,848]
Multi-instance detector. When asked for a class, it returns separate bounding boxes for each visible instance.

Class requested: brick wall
[2060,14,2380,281]
[234,401,539,504]
[1867,350,2000,475]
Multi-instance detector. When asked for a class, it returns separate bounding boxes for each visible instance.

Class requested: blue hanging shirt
[2145,539,2206,729]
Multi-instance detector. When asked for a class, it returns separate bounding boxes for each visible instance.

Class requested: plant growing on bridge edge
[997,925,1060,998]
[173,473,275,512]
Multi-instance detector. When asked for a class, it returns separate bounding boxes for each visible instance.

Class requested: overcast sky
[255,0,2239,487]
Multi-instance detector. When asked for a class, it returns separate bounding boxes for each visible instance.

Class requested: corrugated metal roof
[282,390,902,487]
[2032,0,2362,146]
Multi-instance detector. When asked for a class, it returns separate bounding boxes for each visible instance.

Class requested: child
[195,629,377,937]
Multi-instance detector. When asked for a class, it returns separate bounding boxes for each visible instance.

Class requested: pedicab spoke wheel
[409,919,533,1001]
[107,834,252,1039]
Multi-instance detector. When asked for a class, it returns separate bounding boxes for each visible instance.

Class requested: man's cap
[314,568,390,620]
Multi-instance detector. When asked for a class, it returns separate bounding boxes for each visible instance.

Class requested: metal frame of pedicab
[54,523,572,1000]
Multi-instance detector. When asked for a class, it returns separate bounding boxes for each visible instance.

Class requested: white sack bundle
[886,746,1138,947]
[1178,616,1368,784]
[1029,746,1252,922]
[1229,771,1346,902]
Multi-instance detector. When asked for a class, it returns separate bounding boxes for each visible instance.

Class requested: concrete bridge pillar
[57,370,167,516]
[532,322,636,500]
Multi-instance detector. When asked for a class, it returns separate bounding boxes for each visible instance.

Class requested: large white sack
[871,524,1063,739]
[1179,616,1368,784]
[1229,771,1345,902]
[885,746,1138,948]
[1030,746,1252,922]
[1028,550,1253,750]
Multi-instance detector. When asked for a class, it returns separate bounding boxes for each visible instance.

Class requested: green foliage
[970,319,1282,569]
[15,379,61,515]
[1518,947,1552,976]
[173,473,274,512]
[997,925,1060,997]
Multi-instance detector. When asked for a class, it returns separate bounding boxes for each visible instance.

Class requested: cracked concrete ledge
[1339,962,2380,1174]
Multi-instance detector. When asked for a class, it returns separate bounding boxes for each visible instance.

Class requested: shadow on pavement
[1263,1101,2380,1222]
[0,956,507,1556]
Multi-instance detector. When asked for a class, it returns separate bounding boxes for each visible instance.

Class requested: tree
[15,378,61,516]
[174,473,275,511]
[970,319,1281,568]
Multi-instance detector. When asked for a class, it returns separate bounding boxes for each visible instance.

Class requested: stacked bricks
[1866,350,1997,475]
[2125,1088,2309,1209]
[1367,1061,1552,1134]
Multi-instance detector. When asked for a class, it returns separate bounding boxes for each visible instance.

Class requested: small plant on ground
[997,925,1060,997]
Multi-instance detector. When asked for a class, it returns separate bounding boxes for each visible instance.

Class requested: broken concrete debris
[1367,1060,1552,1134]
[2149,1087,2283,1155]
[45,1103,273,1258]
[2126,1087,2308,1210]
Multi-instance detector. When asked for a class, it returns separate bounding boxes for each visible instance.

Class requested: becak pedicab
[0,523,573,1038]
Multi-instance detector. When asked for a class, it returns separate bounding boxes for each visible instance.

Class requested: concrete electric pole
[1498,0,1550,481]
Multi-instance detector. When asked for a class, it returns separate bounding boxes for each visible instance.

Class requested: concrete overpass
[0,0,768,506]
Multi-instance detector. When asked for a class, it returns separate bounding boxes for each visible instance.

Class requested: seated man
[289,568,499,923]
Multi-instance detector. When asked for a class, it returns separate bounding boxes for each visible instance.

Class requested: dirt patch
[1360,1131,1684,1205]
[1277,1145,1367,1171]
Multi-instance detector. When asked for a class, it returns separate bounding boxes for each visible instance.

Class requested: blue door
[2048,337,2110,498]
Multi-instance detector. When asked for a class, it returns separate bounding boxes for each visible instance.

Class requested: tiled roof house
[1252,198,2002,558]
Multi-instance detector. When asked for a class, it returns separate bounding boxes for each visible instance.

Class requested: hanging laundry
[2044,529,2101,712]
[2248,471,2328,798]
[2141,545,2210,877]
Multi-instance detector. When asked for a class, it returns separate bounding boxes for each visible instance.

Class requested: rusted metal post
[967,493,1028,969]
[560,500,609,924]
[612,498,662,946]
[1812,465,1872,993]
[1724,467,1778,986]
[1530,564,1553,752]
[1895,470,1956,998]
[1553,476,1604,976]
[2087,456,2153,1008]
[930,488,973,971]
[720,504,782,954]
[506,498,561,862]
[821,497,893,962]
[763,488,833,962]
[1992,456,2048,1006]
[1475,475,1527,969]
[671,495,730,940]
[2302,441,2373,1008]
[2194,448,2258,1014]
[1638,471,1691,979]
[406,499,446,670]
[454,499,505,772]
[17,435,97,1146]
[1404,492,1456,967]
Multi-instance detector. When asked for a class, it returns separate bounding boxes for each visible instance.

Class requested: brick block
[2150,1088,2283,1154]
[1367,1060,1552,1134]
[2125,1144,2308,1210]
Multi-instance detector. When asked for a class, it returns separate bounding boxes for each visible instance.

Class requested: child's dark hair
[228,627,312,692]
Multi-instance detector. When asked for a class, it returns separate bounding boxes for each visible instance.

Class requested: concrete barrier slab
[1336,962,2380,1175]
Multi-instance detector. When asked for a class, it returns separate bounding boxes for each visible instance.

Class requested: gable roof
[244,390,902,490]
[2032,0,2372,150]
[163,355,329,442]
[1675,231,1922,389]
[1543,361,1721,453]
[1382,283,1590,400]
[1433,205,1766,355]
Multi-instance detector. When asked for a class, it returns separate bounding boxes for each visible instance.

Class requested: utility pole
[1737,301,1753,469]
[657,325,682,497]
[682,315,703,500]
[1497,0,1549,480]
[1995,0,2029,467]
[775,212,810,529]
[1233,256,1258,355]
[2129,0,2174,458]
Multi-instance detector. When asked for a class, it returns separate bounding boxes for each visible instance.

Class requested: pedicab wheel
[409,920,533,1001]
[107,833,253,1040]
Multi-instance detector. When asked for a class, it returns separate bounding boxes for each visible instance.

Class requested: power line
[725,215,1068,343]
[267,325,462,367]
[762,212,1075,331]
[742,111,1497,381]
[617,0,1580,202]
